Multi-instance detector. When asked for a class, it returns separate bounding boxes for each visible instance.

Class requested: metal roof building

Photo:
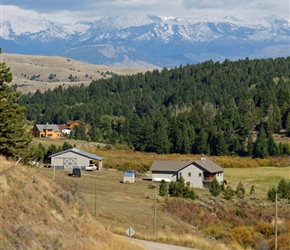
[49,148,103,170]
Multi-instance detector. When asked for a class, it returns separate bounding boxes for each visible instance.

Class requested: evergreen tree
[183,186,198,200]
[253,126,268,158]
[168,181,179,197]
[36,143,46,162]
[159,180,168,197]
[267,135,278,156]
[286,113,290,136]
[249,185,255,195]
[235,181,246,199]
[209,178,222,197]
[223,185,235,200]
[0,48,33,159]
[62,141,73,151]
[277,178,288,199]
[267,186,278,202]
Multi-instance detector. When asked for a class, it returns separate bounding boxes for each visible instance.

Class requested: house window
[199,173,202,177]
[188,172,191,177]
[186,182,190,186]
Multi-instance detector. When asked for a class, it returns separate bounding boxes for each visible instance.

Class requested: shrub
[255,223,274,237]
[231,226,254,249]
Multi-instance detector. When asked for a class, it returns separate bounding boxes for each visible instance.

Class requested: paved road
[117,235,196,250]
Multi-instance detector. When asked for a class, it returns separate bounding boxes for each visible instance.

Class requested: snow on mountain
[1,14,289,68]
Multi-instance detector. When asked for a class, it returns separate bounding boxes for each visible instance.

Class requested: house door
[63,158,77,169]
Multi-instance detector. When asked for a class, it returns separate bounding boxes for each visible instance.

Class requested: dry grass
[2,53,151,94]
[38,161,290,250]
[0,155,144,250]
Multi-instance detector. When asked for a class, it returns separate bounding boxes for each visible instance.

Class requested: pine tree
[267,186,278,202]
[0,48,33,159]
[249,185,255,195]
[159,180,168,197]
[236,181,246,199]
[253,126,268,158]
[223,185,235,200]
[209,178,222,197]
[277,178,288,199]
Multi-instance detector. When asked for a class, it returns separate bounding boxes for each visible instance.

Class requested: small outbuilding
[123,170,135,184]
[49,147,103,170]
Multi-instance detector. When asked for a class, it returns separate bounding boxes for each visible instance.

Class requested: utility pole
[153,188,157,237]
[53,165,56,181]
[275,192,278,250]
[95,182,97,218]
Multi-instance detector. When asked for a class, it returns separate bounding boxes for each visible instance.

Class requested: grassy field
[224,166,290,199]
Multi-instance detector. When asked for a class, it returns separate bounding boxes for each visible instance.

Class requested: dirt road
[118,235,196,250]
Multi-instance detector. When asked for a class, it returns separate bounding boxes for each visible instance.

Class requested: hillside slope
[2,53,151,94]
[0,155,143,250]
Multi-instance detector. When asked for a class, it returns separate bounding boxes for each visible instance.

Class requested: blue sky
[1,0,289,23]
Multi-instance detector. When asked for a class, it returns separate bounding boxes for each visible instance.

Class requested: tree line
[19,57,290,158]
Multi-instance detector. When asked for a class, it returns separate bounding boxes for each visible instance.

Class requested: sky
[1,0,289,23]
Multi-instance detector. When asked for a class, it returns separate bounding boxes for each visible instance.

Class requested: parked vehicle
[85,164,97,171]
[68,167,81,177]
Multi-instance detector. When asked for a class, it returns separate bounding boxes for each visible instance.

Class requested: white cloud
[1,0,289,23]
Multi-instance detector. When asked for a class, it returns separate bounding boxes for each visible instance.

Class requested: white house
[150,157,224,188]
[49,148,103,170]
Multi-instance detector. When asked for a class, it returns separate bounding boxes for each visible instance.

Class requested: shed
[49,148,103,170]
[123,170,135,184]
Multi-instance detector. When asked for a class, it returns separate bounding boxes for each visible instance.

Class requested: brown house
[32,124,61,138]
[67,120,84,130]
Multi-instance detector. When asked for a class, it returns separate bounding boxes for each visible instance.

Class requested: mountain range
[1,14,289,68]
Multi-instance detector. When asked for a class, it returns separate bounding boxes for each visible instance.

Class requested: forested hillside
[19,57,290,157]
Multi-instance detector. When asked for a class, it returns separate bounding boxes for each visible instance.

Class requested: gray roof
[150,160,192,172]
[193,160,223,173]
[150,159,223,173]
[48,148,103,161]
[35,124,60,132]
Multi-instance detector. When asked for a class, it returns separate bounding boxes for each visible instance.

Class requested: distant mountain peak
[1,14,289,68]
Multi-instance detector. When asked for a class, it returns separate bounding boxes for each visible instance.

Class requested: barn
[49,148,103,170]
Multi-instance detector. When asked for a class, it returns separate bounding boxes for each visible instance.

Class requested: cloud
[1,0,289,22]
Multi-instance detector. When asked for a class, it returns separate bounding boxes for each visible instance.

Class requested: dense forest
[19,57,290,158]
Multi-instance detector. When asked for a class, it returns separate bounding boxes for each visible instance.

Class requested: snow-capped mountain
[1,14,289,68]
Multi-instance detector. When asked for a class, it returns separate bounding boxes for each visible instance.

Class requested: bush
[231,226,254,249]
